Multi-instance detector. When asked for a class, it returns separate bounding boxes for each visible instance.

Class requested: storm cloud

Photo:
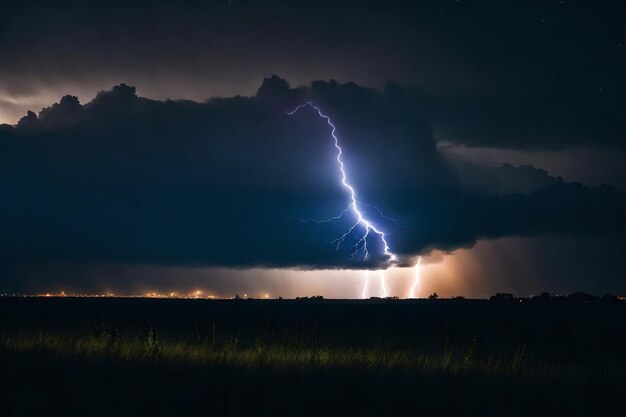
[1,76,624,277]
[1,1,624,153]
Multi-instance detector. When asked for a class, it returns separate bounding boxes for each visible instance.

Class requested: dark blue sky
[0,0,625,295]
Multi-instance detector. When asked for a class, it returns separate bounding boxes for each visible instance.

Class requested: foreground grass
[2,331,625,417]
[2,298,625,416]
[1,330,622,381]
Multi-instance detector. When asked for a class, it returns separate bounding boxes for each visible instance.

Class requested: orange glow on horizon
[8,238,559,300]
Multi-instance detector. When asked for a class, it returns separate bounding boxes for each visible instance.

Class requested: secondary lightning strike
[362,270,370,299]
[408,257,422,298]
[287,102,397,264]
[380,271,389,298]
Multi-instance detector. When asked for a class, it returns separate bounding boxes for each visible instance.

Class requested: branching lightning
[287,102,397,265]
[287,102,427,299]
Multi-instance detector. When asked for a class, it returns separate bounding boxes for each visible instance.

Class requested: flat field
[0,297,624,416]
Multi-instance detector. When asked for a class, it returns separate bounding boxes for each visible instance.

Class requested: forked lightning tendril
[287,102,397,264]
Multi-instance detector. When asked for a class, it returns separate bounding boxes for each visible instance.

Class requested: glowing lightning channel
[408,257,422,298]
[380,271,389,298]
[287,102,397,265]
[362,270,370,299]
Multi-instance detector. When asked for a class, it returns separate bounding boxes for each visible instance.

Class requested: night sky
[1,0,625,297]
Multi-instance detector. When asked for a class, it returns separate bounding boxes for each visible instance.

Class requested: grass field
[0,296,625,416]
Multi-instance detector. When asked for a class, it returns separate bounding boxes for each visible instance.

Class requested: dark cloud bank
[1,76,625,287]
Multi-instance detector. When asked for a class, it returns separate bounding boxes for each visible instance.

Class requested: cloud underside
[1,77,624,270]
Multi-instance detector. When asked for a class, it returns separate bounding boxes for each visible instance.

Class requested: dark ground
[0,296,625,416]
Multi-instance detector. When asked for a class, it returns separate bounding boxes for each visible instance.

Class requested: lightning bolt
[362,270,370,299]
[287,102,397,266]
[408,257,422,298]
[380,271,389,298]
